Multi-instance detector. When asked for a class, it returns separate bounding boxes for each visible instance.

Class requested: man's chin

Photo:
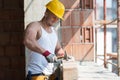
[49,23,54,26]
[48,22,57,26]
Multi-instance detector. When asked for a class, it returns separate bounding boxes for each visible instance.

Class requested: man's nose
[53,17,59,22]
[55,17,59,21]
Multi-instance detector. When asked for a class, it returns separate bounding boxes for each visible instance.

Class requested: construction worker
[24,0,65,80]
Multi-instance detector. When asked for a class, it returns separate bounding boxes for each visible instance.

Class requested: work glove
[46,53,57,63]
[53,59,62,71]
[43,50,57,63]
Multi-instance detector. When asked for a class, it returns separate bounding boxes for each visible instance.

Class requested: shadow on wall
[58,0,94,61]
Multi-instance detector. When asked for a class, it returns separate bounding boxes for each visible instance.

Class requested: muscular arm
[55,41,65,57]
[23,22,45,54]
[53,28,65,57]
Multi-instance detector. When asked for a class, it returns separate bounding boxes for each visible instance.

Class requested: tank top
[27,26,58,75]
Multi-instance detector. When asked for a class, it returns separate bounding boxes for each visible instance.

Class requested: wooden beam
[107,53,117,59]
[103,0,107,68]
[117,0,120,76]
[95,20,117,25]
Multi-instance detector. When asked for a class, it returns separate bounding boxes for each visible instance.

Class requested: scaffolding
[95,0,120,76]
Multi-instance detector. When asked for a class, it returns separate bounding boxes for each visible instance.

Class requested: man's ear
[44,12,48,18]
[45,10,49,18]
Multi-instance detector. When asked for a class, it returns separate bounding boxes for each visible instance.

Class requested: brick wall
[60,0,94,61]
[0,0,25,80]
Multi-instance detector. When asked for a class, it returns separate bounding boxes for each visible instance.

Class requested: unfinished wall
[60,0,95,61]
[0,0,25,80]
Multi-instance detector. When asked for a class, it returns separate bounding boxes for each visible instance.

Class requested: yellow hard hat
[46,0,65,20]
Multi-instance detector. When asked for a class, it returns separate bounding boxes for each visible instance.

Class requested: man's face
[45,10,59,26]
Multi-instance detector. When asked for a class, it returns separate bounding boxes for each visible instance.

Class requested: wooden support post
[103,0,107,68]
[95,28,97,63]
[117,0,120,76]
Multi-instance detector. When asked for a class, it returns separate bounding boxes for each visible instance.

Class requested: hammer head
[64,51,68,61]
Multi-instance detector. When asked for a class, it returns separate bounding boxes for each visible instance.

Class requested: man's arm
[55,41,65,58]
[24,22,57,62]
[23,22,45,54]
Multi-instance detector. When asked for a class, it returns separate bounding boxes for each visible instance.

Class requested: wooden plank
[117,0,120,76]
[90,0,93,9]
[86,0,90,9]
[81,28,84,43]
[107,53,117,59]
[81,0,84,9]
[92,27,94,42]
[84,28,86,43]
[90,27,93,43]
[62,60,78,80]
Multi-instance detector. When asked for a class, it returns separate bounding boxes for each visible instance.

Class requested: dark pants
[49,67,61,80]
[26,71,46,80]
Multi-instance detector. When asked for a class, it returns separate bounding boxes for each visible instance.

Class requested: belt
[31,73,45,76]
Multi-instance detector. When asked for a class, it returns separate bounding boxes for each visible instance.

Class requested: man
[24,0,65,80]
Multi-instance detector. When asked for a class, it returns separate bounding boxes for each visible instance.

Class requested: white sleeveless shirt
[27,26,58,75]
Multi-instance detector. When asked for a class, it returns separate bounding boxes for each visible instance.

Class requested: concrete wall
[24,0,50,27]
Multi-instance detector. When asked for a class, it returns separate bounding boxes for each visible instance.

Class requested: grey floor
[77,61,120,80]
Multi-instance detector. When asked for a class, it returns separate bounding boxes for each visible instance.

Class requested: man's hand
[56,48,65,59]
[46,53,57,62]
[42,50,57,63]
